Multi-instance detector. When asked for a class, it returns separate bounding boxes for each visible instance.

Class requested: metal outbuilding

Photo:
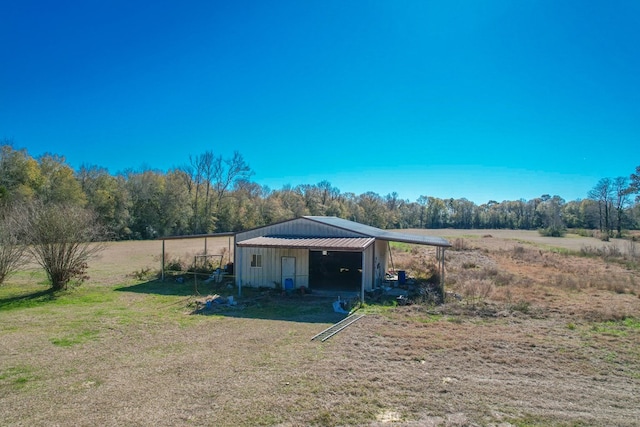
[235,216,451,301]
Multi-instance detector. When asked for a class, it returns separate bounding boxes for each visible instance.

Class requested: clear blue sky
[2,1,639,204]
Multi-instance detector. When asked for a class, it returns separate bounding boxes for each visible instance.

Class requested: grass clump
[0,366,39,390]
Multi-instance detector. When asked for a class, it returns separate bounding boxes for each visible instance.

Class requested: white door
[281,257,296,289]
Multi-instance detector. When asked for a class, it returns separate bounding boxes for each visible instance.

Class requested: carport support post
[361,251,365,303]
[161,239,165,281]
[439,247,446,295]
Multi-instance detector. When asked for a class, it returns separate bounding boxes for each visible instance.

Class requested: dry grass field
[1,231,639,426]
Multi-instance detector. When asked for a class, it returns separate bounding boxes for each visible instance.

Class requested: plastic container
[398,270,406,285]
[284,278,294,291]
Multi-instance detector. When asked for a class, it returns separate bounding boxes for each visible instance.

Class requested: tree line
[2,140,640,241]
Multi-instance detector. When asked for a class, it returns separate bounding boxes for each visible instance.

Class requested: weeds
[510,300,531,314]
[165,256,186,272]
[459,279,494,308]
[130,267,155,281]
[452,238,467,251]
[402,257,439,282]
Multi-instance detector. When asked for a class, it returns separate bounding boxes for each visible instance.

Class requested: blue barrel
[398,270,406,285]
[284,278,294,291]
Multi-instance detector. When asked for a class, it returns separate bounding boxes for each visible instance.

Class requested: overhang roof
[156,217,451,248]
[304,216,451,247]
[237,236,375,250]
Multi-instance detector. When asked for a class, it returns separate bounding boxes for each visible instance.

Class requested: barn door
[281,257,296,289]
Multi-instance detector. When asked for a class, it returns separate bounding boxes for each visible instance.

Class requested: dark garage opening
[309,250,362,292]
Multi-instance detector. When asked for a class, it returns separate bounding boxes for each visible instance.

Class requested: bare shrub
[21,202,107,291]
[0,205,29,284]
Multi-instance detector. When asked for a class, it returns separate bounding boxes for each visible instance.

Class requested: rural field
[1,230,639,426]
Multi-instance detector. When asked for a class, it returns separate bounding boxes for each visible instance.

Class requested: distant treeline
[1,140,639,239]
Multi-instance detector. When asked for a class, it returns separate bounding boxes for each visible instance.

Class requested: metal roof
[156,217,451,248]
[157,232,235,241]
[237,236,376,250]
[303,216,451,247]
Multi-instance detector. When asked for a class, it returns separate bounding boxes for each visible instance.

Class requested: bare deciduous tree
[613,177,631,237]
[630,165,640,201]
[21,202,107,291]
[588,178,614,237]
[0,205,28,284]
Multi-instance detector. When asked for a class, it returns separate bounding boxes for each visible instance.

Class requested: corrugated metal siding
[305,216,388,237]
[362,245,374,291]
[236,217,365,242]
[374,240,388,287]
[237,236,374,250]
[237,246,309,289]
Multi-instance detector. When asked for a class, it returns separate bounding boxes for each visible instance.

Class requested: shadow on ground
[0,288,58,310]
[115,278,357,324]
[195,295,355,324]
[115,278,198,297]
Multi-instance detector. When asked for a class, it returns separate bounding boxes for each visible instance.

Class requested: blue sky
[2,1,639,204]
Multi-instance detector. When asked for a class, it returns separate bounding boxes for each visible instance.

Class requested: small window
[250,254,262,268]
